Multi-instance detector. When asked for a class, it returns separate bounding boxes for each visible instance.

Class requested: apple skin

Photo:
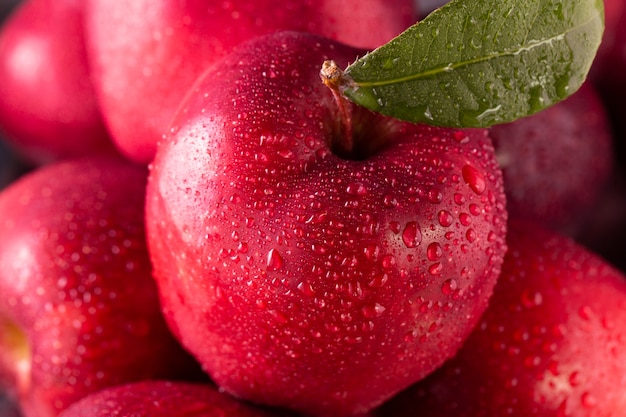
[57,380,293,417]
[146,31,508,417]
[0,156,203,417]
[489,82,614,235]
[374,220,626,417]
[83,0,417,164]
[0,0,115,165]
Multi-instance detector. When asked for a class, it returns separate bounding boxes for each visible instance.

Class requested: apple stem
[320,60,357,155]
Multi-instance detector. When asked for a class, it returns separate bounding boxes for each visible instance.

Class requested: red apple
[0,156,202,417]
[84,0,417,164]
[57,380,290,417]
[489,82,614,235]
[0,0,115,165]
[375,220,626,416]
[146,31,508,417]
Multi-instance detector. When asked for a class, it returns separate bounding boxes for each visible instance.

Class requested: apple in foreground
[83,0,416,164]
[0,156,202,417]
[146,31,508,417]
[489,82,614,235]
[375,219,626,416]
[57,380,289,417]
[0,0,114,165]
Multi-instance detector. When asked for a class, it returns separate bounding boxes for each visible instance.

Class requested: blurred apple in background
[0,0,116,165]
[0,156,203,417]
[57,380,292,417]
[84,0,417,164]
[489,82,614,236]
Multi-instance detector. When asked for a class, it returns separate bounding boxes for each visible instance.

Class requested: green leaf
[340,0,604,128]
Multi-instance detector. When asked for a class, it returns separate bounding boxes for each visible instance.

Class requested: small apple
[375,220,626,416]
[489,82,614,235]
[83,0,417,164]
[0,0,114,165]
[0,156,202,417]
[146,31,508,417]
[57,380,290,417]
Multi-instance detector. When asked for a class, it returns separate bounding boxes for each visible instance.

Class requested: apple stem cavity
[320,60,359,156]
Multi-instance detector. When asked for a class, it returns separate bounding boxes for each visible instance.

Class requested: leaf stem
[320,60,357,155]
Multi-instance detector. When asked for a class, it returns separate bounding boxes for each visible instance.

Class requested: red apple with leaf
[145,0,603,416]
[375,220,626,417]
[147,30,507,417]
[57,380,290,417]
[0,156,202,417]
[0,0,114,165]
[83,0,417,164]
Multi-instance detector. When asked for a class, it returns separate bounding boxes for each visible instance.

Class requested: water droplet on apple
[441,279,457,295]
[361,303,386,318]
[578,305,593,321]
[429,263,442,275]
[427,242,442,261]
[402,222,422,248]
[438,210,453,227]
[569,371,582,387]
[297,282,315,297]
[459,213,471,226]
[382,194,398,208]
[462,164,486,195]
[346,183,367,196]
[266,248,284,271]
[255,152,269,164]
[278,149,294,159]
[427,187,443,203]
[363,244,380,260]
[368,273,388,288]
[453,131,470,144]
[581,392,597,408]
[381,254,395,269]
[520,289,543,308]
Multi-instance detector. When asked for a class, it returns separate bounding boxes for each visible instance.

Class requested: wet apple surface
[146,31,507,417]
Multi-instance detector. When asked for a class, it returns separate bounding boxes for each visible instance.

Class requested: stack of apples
[0,0,625,416]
